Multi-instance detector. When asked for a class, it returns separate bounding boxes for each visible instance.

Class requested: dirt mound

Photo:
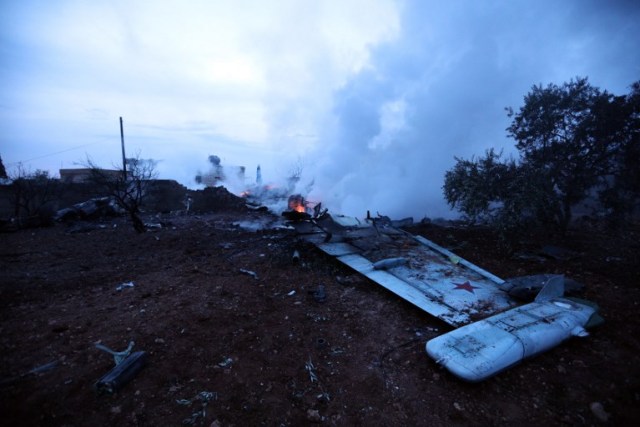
[190,186,247,213]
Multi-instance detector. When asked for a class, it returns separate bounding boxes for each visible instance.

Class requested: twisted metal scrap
[177,391,218,425]
[95,341,134,365]
[305,358,318,383]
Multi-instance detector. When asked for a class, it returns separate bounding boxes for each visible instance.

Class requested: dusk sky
[1,0,639,218]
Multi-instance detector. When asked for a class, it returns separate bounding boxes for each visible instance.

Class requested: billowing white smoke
[289,1,640,220]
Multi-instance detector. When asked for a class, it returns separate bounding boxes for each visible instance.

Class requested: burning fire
[288,195,306,213]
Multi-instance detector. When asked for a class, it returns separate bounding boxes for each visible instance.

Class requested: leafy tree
[444,151,550,250]
[443,149,517,222]
[84,155,158,233]
[598,81,640,225]
[506,77,622,230]
[444,77,639,238]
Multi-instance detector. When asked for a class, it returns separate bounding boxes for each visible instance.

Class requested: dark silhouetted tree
[7,165,62,228]
[84,155,157,232]
[443,149,517,223]
[597,80,640,225]
[0,156,7,180]
[506,77,621,230]
[444,77,639,239]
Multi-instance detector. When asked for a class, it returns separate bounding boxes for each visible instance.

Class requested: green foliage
[443,149,516,222]
[444,77,640,240]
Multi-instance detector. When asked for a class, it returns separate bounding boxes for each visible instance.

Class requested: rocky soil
[1,207,639,426]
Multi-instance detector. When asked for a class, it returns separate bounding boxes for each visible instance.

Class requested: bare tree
[84,155,158,233]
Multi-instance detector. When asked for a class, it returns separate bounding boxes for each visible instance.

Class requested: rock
[306,408,322,422]
[589,402,610,422]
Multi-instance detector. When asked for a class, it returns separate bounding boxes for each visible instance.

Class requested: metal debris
[311,284,327,303]
[27,361,58,375]
[95,341,135,365]
[0,360,59,387]
[177,391,218,425]
[501,274,585,301]
[218,357,233,368]
[305,358,318,383]
[239,269,258,280]
[95,350,148,395]
[115,281,135,291]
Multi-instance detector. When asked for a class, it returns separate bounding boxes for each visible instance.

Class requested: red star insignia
[453,281,479,293]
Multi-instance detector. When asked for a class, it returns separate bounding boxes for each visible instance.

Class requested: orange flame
[288,195,306,213]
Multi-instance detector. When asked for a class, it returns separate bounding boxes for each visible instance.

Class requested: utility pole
[120,117,127,179]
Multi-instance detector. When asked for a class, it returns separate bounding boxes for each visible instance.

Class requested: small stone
[154,338,165,344]
[453,402,463,411]
[589,402,610,422]
[110,406,121,414]
[306,409,321,422]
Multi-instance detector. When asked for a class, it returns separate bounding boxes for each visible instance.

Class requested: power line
[5,141,103,166]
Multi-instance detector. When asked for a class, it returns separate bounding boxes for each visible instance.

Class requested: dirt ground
[1,205,639,426]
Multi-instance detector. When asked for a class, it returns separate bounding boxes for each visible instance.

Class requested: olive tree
[444,77,639,237]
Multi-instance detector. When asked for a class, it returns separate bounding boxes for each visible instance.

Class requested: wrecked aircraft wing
[299,219,516,327]
[293,214,601,382]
